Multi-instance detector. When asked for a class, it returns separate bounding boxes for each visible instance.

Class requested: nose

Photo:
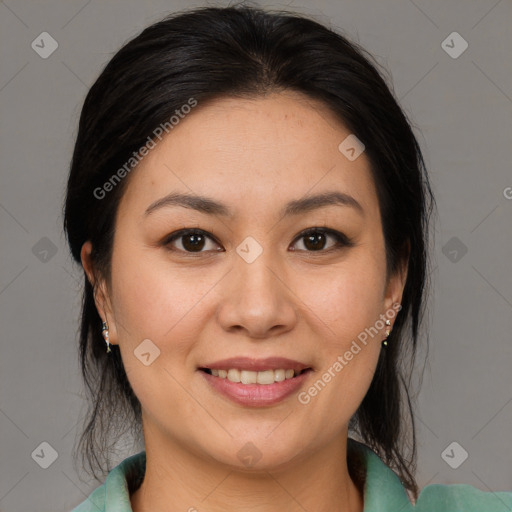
[216,248,298,339]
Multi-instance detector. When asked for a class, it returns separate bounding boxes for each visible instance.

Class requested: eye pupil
[183,233,205,252]
[304,232,326,251]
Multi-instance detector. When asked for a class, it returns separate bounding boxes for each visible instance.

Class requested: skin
[81,91,407,512]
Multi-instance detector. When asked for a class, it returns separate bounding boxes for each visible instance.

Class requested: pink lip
[199,370,312,408]
[200,356,310,373]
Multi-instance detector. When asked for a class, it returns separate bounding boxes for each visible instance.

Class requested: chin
[204,434,309,473]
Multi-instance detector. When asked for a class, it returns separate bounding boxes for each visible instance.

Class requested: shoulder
[70,485,106,512]
[348,438,512,512]
[70,451,146,512]
[414,483,512,512]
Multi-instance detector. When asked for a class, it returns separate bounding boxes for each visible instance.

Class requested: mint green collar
[350,439,414,511]
[73,439,512,511]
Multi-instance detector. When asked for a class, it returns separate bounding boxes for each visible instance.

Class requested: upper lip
[199,357,311,373]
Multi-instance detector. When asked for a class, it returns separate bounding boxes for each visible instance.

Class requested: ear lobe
[80,241,118,344]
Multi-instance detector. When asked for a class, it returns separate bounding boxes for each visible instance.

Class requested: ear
[383,240,409,315]
[80,241,119,345]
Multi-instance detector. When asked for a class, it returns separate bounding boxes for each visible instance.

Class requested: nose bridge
[234,241,282,306]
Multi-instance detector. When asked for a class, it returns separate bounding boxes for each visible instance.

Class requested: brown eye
[291,228,354,252]
[164,229,222,253]
[163,227,353,256]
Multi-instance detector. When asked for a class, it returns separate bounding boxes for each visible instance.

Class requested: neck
[131,425,364,512]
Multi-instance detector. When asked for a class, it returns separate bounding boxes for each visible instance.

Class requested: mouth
[199,367,312,385]
[198,357,313,407]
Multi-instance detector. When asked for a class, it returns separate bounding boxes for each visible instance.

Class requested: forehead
[118,92,379,220]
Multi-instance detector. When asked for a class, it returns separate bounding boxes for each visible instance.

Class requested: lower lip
[200,370,312,407]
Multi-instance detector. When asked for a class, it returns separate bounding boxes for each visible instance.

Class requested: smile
[200,368,310,385]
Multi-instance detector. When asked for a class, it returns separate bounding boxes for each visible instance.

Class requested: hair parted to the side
[63,4,434,498]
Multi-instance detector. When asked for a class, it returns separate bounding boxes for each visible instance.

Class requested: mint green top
[71,439,512,511]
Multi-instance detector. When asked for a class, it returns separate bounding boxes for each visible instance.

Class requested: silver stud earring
[102,321,111,353]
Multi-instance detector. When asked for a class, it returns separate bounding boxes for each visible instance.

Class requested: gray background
[0,0,511,510]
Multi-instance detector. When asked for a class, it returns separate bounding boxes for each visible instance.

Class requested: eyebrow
[144,191,364,218]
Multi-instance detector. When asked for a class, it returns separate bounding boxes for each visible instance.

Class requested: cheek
[295,267,384,432]
[293,250,386,409]
[109,244,209,343]
[298,254,387,341]
[108,247,207,417]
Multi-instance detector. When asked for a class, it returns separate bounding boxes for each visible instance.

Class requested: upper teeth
[210,368,297,384]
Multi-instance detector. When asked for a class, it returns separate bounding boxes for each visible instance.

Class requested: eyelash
[162,227,354,256]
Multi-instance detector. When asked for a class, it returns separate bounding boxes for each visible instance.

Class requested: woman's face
[86,91,405,471]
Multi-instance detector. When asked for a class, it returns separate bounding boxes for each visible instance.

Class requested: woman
[65,5,511,511]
